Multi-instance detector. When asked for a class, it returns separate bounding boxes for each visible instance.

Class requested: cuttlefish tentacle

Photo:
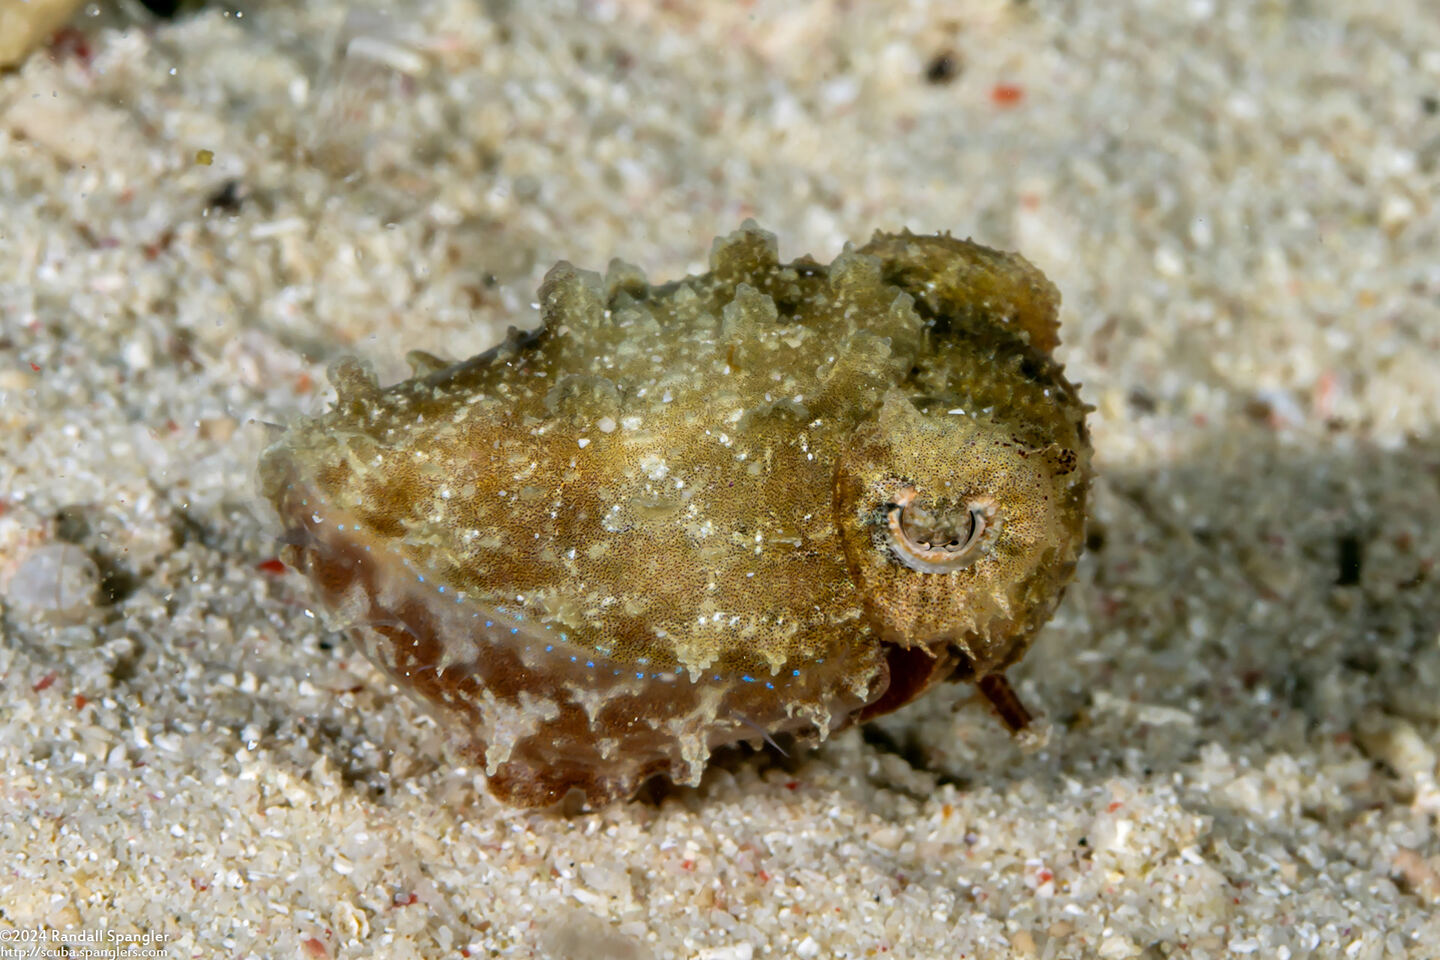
[976,673,1033,732]
[885,485,996,574]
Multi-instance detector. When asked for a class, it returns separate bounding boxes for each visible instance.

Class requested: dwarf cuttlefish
[260,222,1091,808]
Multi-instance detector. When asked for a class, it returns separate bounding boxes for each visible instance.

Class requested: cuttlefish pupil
[885,485,996,573]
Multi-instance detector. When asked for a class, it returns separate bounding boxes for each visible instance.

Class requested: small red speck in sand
[74,694,89,710]
[257,557,288,575]
[302,938,328,958]
[991,84,1025,106]
[34,672,58,692]
[30,362,41,372]
[49,27,93,66]
[1106,801,1123,813]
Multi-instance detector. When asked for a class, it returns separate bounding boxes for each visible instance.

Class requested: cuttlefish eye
[884,485,997,574]
[834,391,1087,715]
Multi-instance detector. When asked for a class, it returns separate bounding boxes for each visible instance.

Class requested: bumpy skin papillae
[259,223,1091,808]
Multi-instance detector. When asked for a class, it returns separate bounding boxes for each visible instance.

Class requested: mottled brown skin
[260,223,1091,808]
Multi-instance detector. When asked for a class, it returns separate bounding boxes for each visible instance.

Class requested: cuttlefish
[260,222,1091,808]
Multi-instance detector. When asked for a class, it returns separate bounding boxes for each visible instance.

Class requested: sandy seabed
[1,1,1438,958]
